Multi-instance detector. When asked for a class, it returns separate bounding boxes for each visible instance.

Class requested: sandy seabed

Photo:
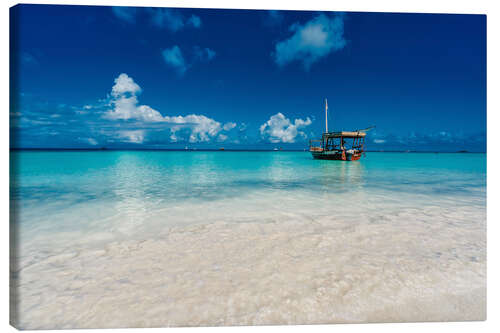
[10,205,485,330]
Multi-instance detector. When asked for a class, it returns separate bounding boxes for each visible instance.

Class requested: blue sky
[10,4,486,151]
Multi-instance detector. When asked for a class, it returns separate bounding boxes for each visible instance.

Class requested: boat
[309,99,374,161]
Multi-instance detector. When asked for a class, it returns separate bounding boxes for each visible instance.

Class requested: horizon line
[9,148,486,153]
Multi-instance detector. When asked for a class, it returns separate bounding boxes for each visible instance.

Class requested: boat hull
[346,152,362,161]
[310,150,362,161]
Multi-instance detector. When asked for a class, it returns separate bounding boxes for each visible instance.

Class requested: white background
[1,0,498,332]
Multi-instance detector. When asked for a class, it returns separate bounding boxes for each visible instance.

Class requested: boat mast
[325,98,328,133]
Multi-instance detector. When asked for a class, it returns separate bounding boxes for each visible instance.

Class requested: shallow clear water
[10,151,486,234]
[10,151,487,328]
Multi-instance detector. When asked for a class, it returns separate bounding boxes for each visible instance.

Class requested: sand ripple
[10,207,485,329]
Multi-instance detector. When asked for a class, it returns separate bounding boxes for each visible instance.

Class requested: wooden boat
[309,99,374,161]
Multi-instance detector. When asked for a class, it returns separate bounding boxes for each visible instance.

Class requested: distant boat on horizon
[309,99,374,161]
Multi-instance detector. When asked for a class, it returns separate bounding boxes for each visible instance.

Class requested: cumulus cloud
[162,46,188,75]
[104,73,164,121]
[118,130,145,144]
[217,134,228,142]
[223,122,237,131]
[166,114,223,143]
[103,73,227,144]
[273,14,346,70]
[12,89,484,151]
[111,73,141,97]
[111,7,137,23]
[260,113,312,143]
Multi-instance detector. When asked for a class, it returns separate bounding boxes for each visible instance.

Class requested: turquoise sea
[10,151,487,328]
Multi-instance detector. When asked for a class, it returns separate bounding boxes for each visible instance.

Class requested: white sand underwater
[10,151,486,329]
[11,205,485,329]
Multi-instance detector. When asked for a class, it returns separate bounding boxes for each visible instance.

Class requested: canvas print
[9,4,486,329]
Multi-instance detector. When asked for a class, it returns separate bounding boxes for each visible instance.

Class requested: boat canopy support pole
[325,98,328,133]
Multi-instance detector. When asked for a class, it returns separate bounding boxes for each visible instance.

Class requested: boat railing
[309,139,324,152]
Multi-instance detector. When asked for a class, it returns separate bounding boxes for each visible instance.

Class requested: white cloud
[87,138,98,145]
[260,113,312,143]
[374,139,386,144]
[217,134,228,142]
[79,137,98,145]
[162,46,188,75]
[118,130,145,144]
[273,14,346,70]
[223,122,237,131]
[104,73,164,121]
[111,73,142,97]
[165,114,223,143]
[103,73,226,143]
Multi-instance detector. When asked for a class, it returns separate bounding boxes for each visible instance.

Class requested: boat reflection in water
[317,158,365,192]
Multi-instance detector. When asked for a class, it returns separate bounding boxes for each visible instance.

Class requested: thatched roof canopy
[322,131,366,139]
